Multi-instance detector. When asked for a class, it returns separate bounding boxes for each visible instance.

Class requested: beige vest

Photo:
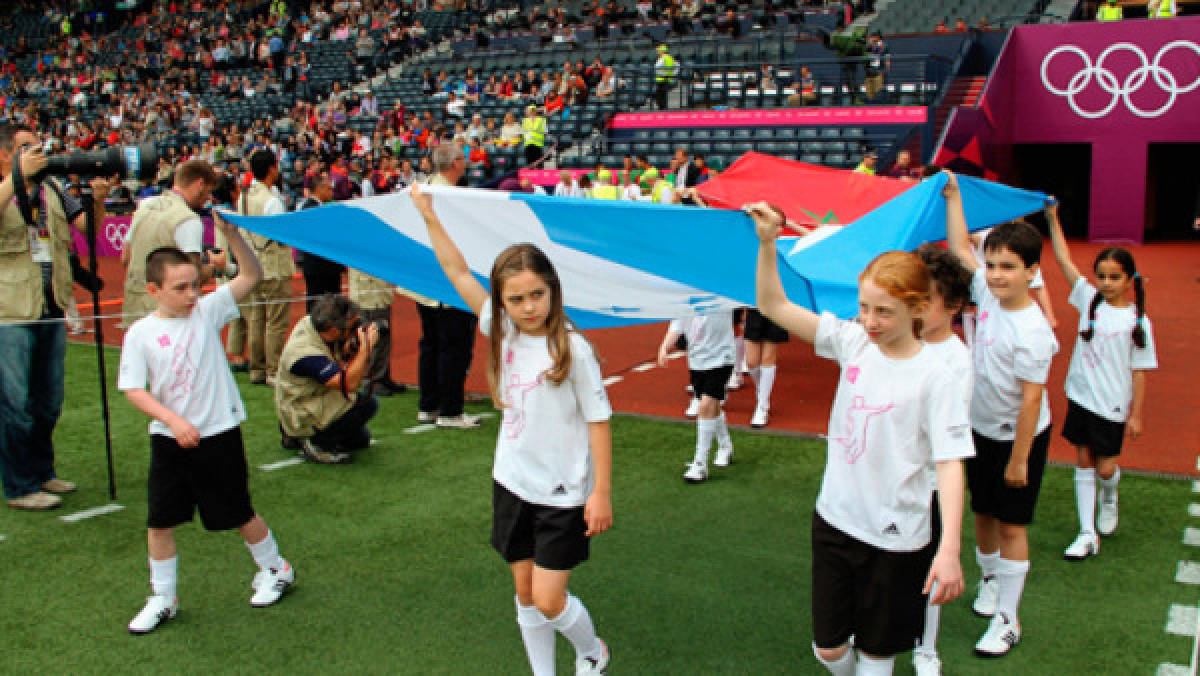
[240,181,295,280]
[123,190,195,322]
[275,316,354,436]
[347,268,393,310]
[0,181,72,322]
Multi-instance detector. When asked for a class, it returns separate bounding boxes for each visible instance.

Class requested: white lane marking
[59,503,125,523]
[405,424,437,434]
[1185,528,1200,547]
[602,376,624,386]
[667,351,686,360]
[1166,605,1198,637]
[1177,561,1200,586]
[1156,664,1189,676]
[260,457,305,471]
[0,534,6,542]
[1193,480,1200,494]
[1190,504,1200,519]
[631,362,656,372]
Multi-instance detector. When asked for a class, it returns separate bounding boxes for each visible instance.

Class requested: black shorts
[147,427,255,531]
[1062,399,1126,458]
[744,308,789,343]
[811,511,934,657]
[965,426,1052,526]
[491,481,589,571]
[690,365,733,401]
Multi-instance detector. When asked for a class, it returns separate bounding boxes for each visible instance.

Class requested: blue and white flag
[221,174,1048,327]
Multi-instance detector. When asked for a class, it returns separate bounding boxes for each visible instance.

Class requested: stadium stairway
[933,75,986,139]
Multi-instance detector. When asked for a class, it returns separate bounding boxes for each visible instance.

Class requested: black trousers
[416,303,477,417]
[654,80,670,109]
[361,306,392,385]
[300,254,345,312]
[311,394,379,451]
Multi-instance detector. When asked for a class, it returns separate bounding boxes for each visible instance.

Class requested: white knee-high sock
[1099,466,1121,502]
[756,365,777,411]
[149,556,178,599]
[994,557,1030,623]
[916,582,940,657]
[976,546,999,579]
[812,643,855,676]
[515,597,555,676]
[856,650,896,675]
[246,530,285,571]
[1075,467,1097,535]
[748,366,761,387]
[716,412,732,450]
[695,418,716,465]
[547,594,603,660]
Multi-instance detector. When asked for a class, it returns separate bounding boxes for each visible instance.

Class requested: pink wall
[983,17,1200,241]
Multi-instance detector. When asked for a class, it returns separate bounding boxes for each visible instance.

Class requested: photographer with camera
[347,268,406,397]
[121,159,227,328]
[0,122,112,510]
[275,294,380,464]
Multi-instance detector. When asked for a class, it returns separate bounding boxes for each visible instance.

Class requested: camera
[35,143,159,181]
[344,317,389,356]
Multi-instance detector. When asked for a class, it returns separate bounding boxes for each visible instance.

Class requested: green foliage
[0,344,1189,673]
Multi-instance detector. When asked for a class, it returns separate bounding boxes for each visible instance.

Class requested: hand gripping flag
[221,173,1048,327]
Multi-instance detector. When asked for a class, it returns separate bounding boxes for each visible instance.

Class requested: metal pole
[83,189,118,500]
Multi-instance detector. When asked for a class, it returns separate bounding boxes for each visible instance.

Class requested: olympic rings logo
[1040,40,1200,119]
[105,220,131,251]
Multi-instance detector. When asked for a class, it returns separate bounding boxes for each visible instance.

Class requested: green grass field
[0,342,1192,674]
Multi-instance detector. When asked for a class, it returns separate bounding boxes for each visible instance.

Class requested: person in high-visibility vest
[853,151,878,175]
[521,104,547,167]
[1096,0,1123,20]
[1148,0,1175,17]
[591,169,620,199]
[653,44,678,110]
[646,168,677,204]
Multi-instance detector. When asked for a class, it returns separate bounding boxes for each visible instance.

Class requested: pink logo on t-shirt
[846,365,861,384]
[167,342,197,399]
[502,372,544,440]
[158,334,171,347]
[1081,328,1121,369]
[833,396,895,464]
[505,347,514,365]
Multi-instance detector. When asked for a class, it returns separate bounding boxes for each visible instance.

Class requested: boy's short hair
[145,247,196,286]
[917,242,972,315]
[983,221,1042,267]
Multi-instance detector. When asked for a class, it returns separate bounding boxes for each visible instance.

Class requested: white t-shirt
[669,311,735,371]
[118,285,246,438]
[922,335,973,485]
[1064,277,1157,422]
[814,314,974,552]
[554,181,584,198]
[968,268,1058,440]
[480,299,612,508]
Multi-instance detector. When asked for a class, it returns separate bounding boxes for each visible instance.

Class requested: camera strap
[10,152,37,228]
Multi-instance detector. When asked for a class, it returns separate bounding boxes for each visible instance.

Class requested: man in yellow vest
[521,104,547,167]
[240,149,294,387]
[1148,0,1175,17]
[122,159,225,327]
[275,295,380,464]
[1096,0,1123,20]
[853,150,878,175]
[0,123,111,509]
[591,169,620,199]
[654,44,678,110]
[646,168,677,204]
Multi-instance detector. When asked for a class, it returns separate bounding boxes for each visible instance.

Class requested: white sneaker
[1097,496,1119,536]
[416,410,436,424]
[436,413,482,429]
[726,373,743,390]
[576,638,609,675]
[974,612,1021,657]
[972,575,998,617]
[714,444,734,467]
[750,406,768,428]
[1063,532,1100,561]
[250,560,295,607]
[683,461,708,483]
[684,398,699,418]
[128,594,178,634]
[912,651,942,676]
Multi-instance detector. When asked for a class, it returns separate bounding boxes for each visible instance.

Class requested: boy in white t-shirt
[658,311,736,483]
[944,172,1058,658]
[117,215,294,634]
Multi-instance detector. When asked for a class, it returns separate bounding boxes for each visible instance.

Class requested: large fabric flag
[221,173,1048,327]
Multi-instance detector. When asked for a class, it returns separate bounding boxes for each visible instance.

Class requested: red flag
[696,152,914,232]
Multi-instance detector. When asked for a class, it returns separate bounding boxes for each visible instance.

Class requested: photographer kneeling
[275,294,380,464]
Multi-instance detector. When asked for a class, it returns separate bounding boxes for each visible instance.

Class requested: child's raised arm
[212,211,262,303]
[746,202,820,344]
[942,172,977,273]
[1044,201,1081,289]
[411,183,488,316]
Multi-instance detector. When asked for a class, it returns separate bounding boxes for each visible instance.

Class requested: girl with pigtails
[1045,202,1157,561]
